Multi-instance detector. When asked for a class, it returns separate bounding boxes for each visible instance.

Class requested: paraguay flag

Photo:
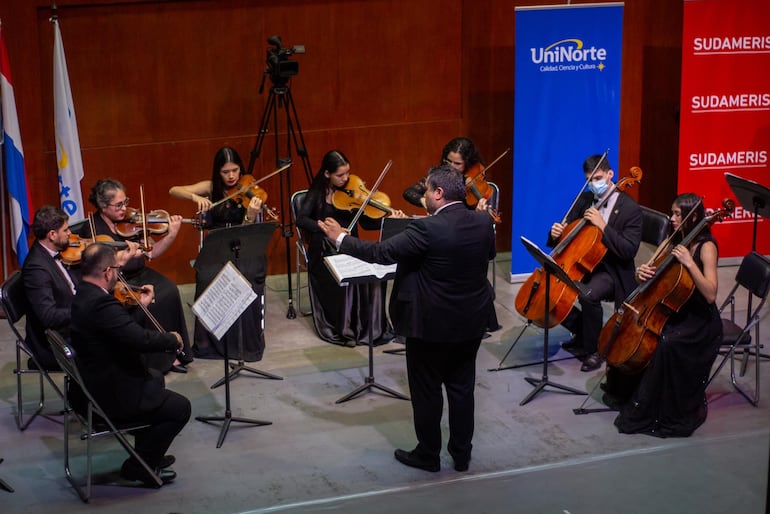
[0,23,31,265]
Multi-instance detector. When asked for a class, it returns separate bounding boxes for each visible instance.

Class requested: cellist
[549,155,642,371]
[604,193,721,438]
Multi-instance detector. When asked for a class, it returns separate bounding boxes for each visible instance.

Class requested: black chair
[290,190,311,316]
[639,205,670,247]
[46,329,160,502]
[0,271,63,430]
[487,182,501,291]
[707,251,770,406]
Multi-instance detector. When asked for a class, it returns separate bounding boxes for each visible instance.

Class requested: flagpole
[0,18,9,279]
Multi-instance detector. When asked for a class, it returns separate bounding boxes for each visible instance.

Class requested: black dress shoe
[158,455,175,469]
[394,448,440,472]
[580,352,604,372]
[169,364,187,374]
[120,459,176,487]
[561,337,583,352]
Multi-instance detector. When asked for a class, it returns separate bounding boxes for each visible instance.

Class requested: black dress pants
[405,337,481,460]
[128,389,191,468]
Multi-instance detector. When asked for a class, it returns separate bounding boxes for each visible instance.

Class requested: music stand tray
[193,222,277,447]
[518,237,588,405]
[324,255,410,404]
[725,172,770,251]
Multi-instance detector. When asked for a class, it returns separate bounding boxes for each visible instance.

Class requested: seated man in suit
[70,243,190,486]
[22,205,79,370]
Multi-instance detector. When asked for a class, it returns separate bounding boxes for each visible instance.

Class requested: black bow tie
[54,253,62,261]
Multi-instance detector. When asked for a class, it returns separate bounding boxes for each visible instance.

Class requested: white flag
[53,19,85,222]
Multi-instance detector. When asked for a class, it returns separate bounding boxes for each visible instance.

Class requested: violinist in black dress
[605,193,722,437]
[169,146,270,362]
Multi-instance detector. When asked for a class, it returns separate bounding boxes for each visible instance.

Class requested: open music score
[192,261,257,340]
[323,254,397,286]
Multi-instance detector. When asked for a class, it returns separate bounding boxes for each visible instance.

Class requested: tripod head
[262,35,305,89]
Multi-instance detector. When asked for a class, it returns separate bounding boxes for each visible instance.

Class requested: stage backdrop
[679,0,770,259]
[512,3,624,280]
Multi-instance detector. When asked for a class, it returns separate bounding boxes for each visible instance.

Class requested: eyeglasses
[103,265,121,272]
[108,198,130,209]
[443,158,464,168]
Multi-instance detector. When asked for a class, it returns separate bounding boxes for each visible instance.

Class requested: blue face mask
[589,178,609,197]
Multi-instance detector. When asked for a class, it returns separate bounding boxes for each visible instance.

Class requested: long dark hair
[673,192,712,245]
[210,146,246,201]
[306,150,350,213]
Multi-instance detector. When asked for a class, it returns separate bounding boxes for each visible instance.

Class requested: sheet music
[191,261,257,340]
[324,254,397,285]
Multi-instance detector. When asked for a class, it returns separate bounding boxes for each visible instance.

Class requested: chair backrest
[291,190,309,244]
[486,181,500,213]
[47,329,83,391]
[0,271,27,339]
[640,206,670,246]
[735,251,770,300]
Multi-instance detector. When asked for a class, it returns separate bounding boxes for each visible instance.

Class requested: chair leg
[15,343,44,431]
[0,459,14,493]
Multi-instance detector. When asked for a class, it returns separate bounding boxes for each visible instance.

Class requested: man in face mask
[546,155,643,372]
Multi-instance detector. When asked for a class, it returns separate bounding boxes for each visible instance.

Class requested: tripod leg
[488,322,530,371]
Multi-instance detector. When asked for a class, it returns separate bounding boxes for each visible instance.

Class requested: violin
[113,280,150,306]
[218,175,280,221]
[115,207,203,238]
[514,166,643,328]
[597,198,734,374]
[332,174,394,219]
[59,234,129,267]
[464,148,509,223]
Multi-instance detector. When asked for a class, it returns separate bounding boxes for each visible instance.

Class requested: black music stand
[325,256,410,404]
[195,222,283,388]
[193,222,277,447]
[519,237,588,405]
[725,172,770,252]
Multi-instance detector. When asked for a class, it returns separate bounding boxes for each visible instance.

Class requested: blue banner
[512,3,624,279]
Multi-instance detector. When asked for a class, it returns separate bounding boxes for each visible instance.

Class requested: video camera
[265,35,305,85]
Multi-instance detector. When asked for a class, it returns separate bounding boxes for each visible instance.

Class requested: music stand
[324,255,410,404]
[194,222,283,387]
[193,222,277,448]
[518,237,588,405]
[725,172,770,252]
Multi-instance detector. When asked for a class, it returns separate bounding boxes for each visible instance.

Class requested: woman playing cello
[604,193,722,438]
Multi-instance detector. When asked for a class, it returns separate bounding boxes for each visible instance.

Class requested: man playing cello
[548,155,642,371]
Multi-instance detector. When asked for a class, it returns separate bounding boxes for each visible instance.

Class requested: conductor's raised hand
[317,217,349,241]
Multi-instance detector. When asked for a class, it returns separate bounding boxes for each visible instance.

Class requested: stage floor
[0,253,768,513]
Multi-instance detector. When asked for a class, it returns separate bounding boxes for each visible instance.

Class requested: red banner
[679,0,770,258]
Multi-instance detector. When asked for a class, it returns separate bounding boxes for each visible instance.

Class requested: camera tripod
[247,78,313,319]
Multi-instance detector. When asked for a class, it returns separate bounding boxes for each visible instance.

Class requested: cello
[597,198,734,374]
[514,166,643,328]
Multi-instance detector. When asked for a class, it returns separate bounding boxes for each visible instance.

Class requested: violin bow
[139,184,150,260]
[346,160,393,232]
[561,148,609,225]
[209,162,292,209]
[646,197,702,265]
[477,147,510,176]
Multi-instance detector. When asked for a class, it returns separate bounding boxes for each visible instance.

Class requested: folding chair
[0,271,63,430]
[487,181,500,291]
[290,189,312,316]
[46,329,161,502]
[707,251,770,406]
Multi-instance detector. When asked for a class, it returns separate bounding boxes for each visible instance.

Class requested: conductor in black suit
[318,165,495,473]
[70,243,190,486]
[22,205,79,370]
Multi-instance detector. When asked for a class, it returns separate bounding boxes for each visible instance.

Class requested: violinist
[81,179,193,374]
[549,155,642,372]
[604,193,721,437]
[296,149,405,346]
[169,146,267,362]
[402,137,501,335]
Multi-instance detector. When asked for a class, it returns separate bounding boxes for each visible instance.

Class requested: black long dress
[612,237,722,437]
[191,199,269,362]
[82,216,194,372]
[296,199,391,346]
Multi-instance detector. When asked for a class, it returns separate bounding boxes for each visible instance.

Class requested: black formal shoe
[158,455,176,469]
[169,364,187,374]
[580,352,604,372]
[120,459,176,487]
[394,448,440,472]
[448,446,471,472]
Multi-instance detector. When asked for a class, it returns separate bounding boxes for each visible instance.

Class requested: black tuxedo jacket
[70,281,179,418]
[22,241,78,369]
[340,202,496,343]
[547,191,642,304]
